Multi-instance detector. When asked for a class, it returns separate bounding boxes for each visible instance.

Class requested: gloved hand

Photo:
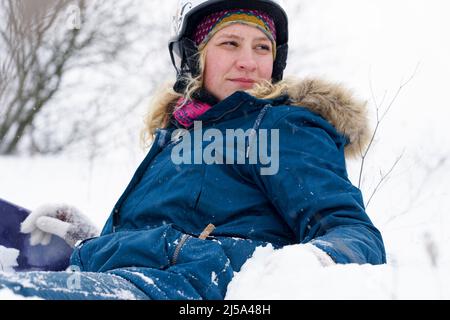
[20,204,100,248]
[304,243,336,267]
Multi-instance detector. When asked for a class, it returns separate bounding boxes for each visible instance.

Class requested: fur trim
[283,78,370,158]
[144,78,371,158]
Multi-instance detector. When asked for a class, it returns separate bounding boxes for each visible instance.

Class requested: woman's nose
[235,47,257,72]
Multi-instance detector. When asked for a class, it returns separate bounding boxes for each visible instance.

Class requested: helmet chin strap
[172,39,289,94]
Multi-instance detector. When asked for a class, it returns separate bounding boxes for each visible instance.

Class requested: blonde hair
[140,49,206,148]
[141,48,290,148]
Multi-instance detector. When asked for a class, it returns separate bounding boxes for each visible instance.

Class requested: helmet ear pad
[183,38,202,78]
[272,43,288,83]
[173,37,201,94]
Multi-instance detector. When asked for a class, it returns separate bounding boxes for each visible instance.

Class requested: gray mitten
[20,203,100,248]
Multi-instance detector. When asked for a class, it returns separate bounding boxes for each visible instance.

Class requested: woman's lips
[229,78,256,88]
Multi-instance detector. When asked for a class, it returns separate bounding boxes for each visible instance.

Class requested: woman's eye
[222,41,238,47]
[256,44,271,51]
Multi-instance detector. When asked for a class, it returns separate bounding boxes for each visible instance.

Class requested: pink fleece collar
[173,97,213,128]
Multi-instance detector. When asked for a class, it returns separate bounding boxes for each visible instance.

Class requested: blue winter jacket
[70,78,386,299]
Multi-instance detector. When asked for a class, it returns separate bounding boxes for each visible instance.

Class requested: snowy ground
[1,0,450,299]
[0,154,449,299]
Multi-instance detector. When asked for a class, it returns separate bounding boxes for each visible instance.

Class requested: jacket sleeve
[249,109,386,264]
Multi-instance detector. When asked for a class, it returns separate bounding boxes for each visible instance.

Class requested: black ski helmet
[169,0,289,93]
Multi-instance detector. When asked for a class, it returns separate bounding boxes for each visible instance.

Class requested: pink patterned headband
[193,9,277,57]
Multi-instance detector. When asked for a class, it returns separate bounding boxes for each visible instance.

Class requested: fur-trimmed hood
[144,77,370,159]
[280,77,370,158]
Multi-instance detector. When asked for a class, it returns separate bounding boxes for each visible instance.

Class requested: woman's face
[203,23,274,101]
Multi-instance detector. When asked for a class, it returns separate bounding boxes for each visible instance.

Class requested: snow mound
[226,244,450,300]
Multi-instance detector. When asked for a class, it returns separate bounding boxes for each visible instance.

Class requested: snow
[2,0,450,299]
[0,271,42,300]
[211,272,218,286]
[226,244,450,300]
[2,154,449,299]
[0,288,42,300]
[125,271,155,286]
[0,270,141,300]
[0,246,19,273]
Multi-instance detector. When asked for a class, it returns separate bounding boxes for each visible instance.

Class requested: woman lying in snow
[0,0,386,299]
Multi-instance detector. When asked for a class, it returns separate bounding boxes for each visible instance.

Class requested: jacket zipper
[171,234,191,265]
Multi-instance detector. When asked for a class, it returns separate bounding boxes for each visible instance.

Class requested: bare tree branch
[358,64,420,190]
[365,152,404,208]
[0,0,154,154]
[382,155,448,226]
[380,63,420,122]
